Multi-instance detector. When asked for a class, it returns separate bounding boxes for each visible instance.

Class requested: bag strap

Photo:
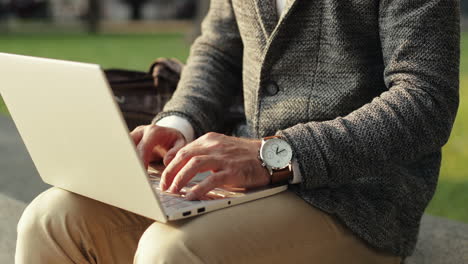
[149,58,184,89]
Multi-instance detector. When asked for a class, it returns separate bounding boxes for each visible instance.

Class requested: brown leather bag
[104,58,244,133]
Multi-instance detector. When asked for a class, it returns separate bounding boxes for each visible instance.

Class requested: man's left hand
[160,132,271,200]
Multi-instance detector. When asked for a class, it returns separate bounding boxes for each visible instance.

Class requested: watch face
[260,138,293,169]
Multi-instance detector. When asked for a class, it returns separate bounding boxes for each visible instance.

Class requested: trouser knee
[17,187,153,264]
[134,222,205,264]
[17,188,84,241]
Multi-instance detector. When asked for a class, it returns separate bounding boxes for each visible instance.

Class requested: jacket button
[265,81,279,96]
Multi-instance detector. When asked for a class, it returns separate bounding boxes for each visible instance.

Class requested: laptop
[0,52,287,223]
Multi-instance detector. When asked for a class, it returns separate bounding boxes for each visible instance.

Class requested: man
[16,0,459,263]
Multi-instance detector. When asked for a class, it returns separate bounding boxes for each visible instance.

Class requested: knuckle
[190,156,204,166]
[132,125,145,133]
[148,124,158,132]
[177,149,190,159]
[204,132,220,140]
[206,132,217,137]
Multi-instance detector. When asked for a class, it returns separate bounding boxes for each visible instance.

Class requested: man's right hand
[130,124,186,168]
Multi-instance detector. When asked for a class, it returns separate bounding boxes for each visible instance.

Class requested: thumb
[163,138,186,166]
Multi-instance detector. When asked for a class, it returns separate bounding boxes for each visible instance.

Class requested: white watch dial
[260,138,293,169]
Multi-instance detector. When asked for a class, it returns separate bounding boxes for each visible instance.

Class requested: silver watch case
[259,137,293,174]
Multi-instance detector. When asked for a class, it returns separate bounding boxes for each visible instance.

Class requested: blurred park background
[0,0,467,224]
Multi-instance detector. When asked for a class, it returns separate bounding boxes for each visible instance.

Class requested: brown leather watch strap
[263,135,281,140]
[270,166,293,185]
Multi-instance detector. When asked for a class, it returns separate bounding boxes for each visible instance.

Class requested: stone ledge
[405,214,468,264]
[0,194,26,264]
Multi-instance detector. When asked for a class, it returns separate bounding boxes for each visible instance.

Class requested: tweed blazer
[155,0,460,257]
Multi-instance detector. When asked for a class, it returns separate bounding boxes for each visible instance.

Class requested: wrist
[155,115,195,142]
[251,139,262,150]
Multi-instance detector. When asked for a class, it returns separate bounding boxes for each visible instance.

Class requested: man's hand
[160,132,271,200]
[130,124,186,168]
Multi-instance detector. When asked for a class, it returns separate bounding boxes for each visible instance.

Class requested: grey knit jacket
[155,0,460,257]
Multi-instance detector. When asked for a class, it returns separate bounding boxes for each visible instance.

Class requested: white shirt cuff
[155,116,195,143]
[157,116,302,183]
[290,159,302,184]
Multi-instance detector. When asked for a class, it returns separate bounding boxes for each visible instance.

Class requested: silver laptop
[0,52,287,223]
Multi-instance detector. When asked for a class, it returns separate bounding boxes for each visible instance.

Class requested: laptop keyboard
[147,169,246,211]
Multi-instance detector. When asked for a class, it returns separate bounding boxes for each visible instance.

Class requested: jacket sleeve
[153,0,243,137]
[276,0,460,189]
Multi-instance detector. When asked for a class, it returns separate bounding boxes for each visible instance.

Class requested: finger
[148,145,165,164]
[168,156,222,193]
[186,172,227,201]
[130,125,145,145]
[161,141,210,191]
[163,137,186,167]
[137,126,160,168]
[159,138,186,190]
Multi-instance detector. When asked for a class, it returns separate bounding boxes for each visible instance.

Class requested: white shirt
[156,0,302,184]
[275,0,287,18]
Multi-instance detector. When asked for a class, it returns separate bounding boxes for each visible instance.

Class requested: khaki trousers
[16,187,401,264]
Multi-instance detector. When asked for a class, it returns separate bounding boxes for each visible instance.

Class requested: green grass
[0,32,467,223]
[0,96,7,115]
[0,33,190,71]
[424,33,468,222]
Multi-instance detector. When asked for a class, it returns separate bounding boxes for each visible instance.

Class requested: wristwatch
[259,136,294,184]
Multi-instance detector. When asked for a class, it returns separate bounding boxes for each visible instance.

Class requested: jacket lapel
[254,0,299,40]
[254,0,278,38]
